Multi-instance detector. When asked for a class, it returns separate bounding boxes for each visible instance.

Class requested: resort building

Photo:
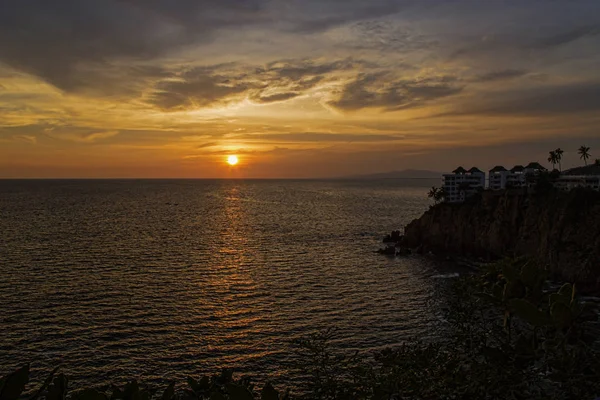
[524,162,547,175]
[489,162,547,190]
[489,166,509,190]
[506,165,526,188]
[443,166,486,203]
[442,162,598,203]
[555,165,600,191]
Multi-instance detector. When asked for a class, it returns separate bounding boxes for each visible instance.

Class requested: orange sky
[1,1,599,178]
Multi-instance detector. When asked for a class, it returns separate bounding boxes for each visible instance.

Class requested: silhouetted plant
[0,368,288,400]
[3,259,599,400]
[293,258,600,399]
[554,148,564,171]
[578,145,591,165]
[548,150,558,170]
[427,187,445,204]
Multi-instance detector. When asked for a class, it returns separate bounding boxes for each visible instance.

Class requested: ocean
[0,179,450,388]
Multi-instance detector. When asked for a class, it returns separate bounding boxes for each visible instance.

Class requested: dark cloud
[240,132,403,142]
[0,0,265,93]
[329,73,463,112]
[472,69,528,83]
[533,25,600,48]
[147,58,367,110]
[251,92,300,103]
[196,142,218,149]
[283,0,408,33]
[439,82,600,117]
[0,0,407,94]
[149,68,252,110]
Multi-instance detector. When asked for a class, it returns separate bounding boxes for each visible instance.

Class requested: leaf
[219,370,234,385]
[46,374,68,400]
[504,280,526,300]
[549,293,569,307]
[186,377,199,394]
[72,389,107,400]
[29,367,59,400]
[199,376,210,391]
[502,262,519,282]
[210,392,227,400]
[110,385,123,400]
[261,383,279,400]
[226,383,254,400]
[551,302,572,329]
[161,383,174,400]
[520,263,540,288]
[509,299,548,327]
[558,283,574,300]
[122,381,141,400]
[0,365,30,400]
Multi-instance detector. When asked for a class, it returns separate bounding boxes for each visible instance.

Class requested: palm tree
[435,188,446,203]
[547,151,558,170]
[554,148,564,171]
[428,187,439,201]
[578,145,591,165]
[428,187,446,204]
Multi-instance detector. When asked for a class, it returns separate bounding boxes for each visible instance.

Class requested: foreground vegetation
[3,259,599,400]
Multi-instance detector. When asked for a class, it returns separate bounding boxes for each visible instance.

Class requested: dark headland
[399,188,600,292]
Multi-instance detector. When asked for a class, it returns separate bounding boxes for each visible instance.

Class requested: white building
[489,166,509,190]
[524,162,547,176]
[443,166,486,203]
[555,176,600,191]
[555,165,600,191]
[506,165,527,188]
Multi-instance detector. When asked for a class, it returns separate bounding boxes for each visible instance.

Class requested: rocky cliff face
[403,189,600,290]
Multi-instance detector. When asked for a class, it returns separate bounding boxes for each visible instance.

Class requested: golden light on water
[227,155,239,166]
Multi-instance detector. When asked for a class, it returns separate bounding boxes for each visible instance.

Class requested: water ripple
[0,179,444,388]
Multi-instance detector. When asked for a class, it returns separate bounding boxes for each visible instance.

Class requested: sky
[1,0,600,178]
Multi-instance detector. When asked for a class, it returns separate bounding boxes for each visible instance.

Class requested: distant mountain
[342,169,442,180]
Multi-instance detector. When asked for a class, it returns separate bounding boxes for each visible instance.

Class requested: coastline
[386,188,600,293]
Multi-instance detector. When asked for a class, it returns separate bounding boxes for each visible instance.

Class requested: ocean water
[0,179,447,388]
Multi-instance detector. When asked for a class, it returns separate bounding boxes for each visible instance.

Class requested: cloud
[251,92,300,103]
[472,69,528,82]
[0,0,265,94]
[328,73,463,111]
[13,135,37,144]
[41,128,121,143]
[149,69,252,110]
[239,132,404,142]
[282,0,407,33]
[533,25,600,48]
[147,58,367,110]
[82,131,120,142]
[196,142,219,149]
[437,82,600,117]
[0,0,407,96]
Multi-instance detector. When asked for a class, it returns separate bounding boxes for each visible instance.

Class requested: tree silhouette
[578,145,591,165]
[554,148,564,171]
[547,151,558,170]
[428,186,437,198]
[427,187,445,204]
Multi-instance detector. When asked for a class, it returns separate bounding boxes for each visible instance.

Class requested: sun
[227,155,239,166]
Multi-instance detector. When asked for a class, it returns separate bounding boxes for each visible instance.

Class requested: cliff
[403,189,600,291]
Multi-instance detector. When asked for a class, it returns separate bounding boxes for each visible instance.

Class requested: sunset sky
[1,0,599,178]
